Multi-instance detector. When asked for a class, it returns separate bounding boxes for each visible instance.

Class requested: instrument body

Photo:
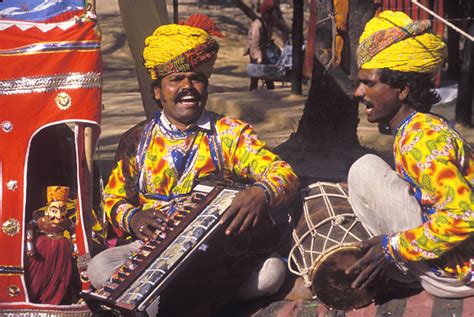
[82,182,239,316]
[289,182,377,310]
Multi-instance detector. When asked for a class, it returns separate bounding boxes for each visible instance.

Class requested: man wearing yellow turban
[345,10,474,298]
[87,14,299,314]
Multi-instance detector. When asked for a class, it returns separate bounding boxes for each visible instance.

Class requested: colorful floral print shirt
[386,112,474,280]
[104,111,299,240]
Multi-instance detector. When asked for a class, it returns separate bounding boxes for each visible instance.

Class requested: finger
[350,260,383,289]
[153,229,167,240]
[252,212,260,227]
[219,202,239,226]
[359,239,378,252]
[152,211,170,223]
[134,224,149,242]
[225,209,246,236]
[238,213,255,234]
[142,224,158,241]
[148,218,168,231]
[351,264,372,289]
[360,265,384,289]
[144,217,166,240]
[345,255,369,275]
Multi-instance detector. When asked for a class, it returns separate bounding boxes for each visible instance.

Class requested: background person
[244,0,277,90]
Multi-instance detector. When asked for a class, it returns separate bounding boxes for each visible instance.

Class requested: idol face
[45,201,67,224]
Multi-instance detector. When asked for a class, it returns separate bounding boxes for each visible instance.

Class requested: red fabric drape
[25,235,73,304]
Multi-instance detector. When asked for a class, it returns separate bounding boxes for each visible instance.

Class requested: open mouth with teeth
[358,99,374,115]
[176,94,200,106]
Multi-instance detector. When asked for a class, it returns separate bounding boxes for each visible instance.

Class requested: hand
[256,57,263,64]
[130,208,169,242]
[345,235,389,289]
[219,186,267,236]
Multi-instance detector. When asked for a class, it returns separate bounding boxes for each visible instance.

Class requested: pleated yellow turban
[357,10,447,73]
[143,14,222,79]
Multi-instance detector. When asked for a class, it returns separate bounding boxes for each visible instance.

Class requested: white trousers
[348,154,474,298]
[87,241,286,299]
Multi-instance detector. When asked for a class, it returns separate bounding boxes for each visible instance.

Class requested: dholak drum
[288,182,378,311]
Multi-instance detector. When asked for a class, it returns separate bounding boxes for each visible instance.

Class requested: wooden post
[455,1,473,126]
[446,0,461,79]
[81,125,99,251]
[291,0,304,95]
[173,0,179,23]
[303,0,317,79]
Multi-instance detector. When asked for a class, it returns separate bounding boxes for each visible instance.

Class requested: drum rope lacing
[288,182,373,288]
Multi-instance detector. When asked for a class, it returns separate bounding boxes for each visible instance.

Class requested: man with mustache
[346,10,474,298]
[87,14,299,310]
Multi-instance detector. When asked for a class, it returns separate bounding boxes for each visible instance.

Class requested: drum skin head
[311,247,377,311]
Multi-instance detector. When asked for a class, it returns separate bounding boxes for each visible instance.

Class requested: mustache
[175,88,202,102]
[356,96,373,108]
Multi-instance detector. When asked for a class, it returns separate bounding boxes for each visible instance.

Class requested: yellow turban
[143,14,222,80]
[357,10,447,73]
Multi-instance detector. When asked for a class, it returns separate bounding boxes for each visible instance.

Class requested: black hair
[152,78,162,89]
[378,68,441,113]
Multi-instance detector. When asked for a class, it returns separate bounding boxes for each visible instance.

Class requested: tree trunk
[455,0,474,126]
[295,57,359,148]
[291,0,304,95]
[232,0,291,34]
[118,0,169,119]
[295,0,378,146]
[233,0,259,20]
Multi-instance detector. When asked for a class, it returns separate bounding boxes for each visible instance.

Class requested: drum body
[289,182,377,310]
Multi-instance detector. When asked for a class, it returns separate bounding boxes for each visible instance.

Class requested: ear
[399,85,409,102]
[153,86,161,100]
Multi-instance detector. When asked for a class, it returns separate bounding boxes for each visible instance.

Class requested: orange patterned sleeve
[217,117,299,207]
[391,115,474,262]
[103,122,145,236]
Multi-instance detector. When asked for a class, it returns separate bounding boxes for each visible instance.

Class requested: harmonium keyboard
[82,182,241,316]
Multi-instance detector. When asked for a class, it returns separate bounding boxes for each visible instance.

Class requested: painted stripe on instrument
[431,297,463,317]
[376,297,407,317]
[404,291,433,316]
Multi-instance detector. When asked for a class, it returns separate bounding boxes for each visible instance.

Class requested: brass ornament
[55,92,72,110]
[1,121,13,133]
[2,218,20,236]
[80,271,90,283]
[6,180,18,191]
[7,285,20,297]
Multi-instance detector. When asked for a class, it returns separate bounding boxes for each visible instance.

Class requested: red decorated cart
[0,1,102,315]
